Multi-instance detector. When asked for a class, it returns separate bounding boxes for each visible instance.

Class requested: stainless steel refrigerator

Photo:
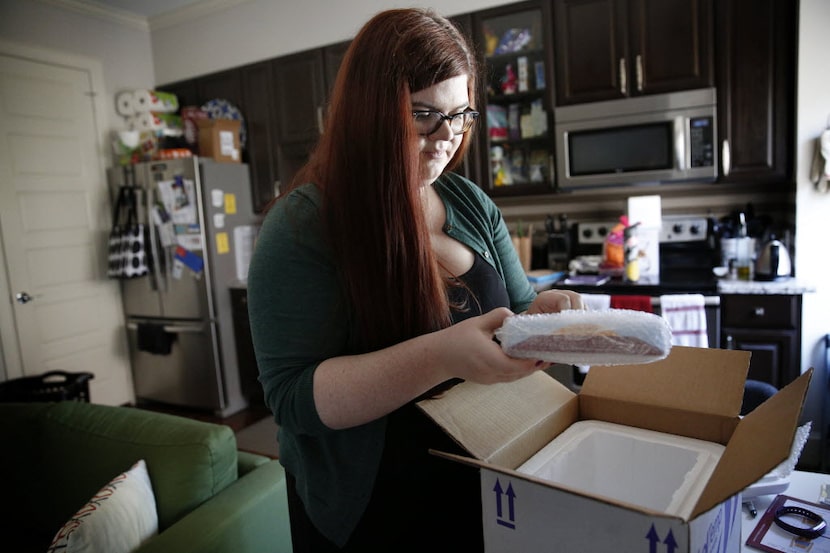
[108,158,259,417]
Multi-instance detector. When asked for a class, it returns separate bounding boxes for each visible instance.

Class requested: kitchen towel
[581,293,611,311]
[610,295,653,312]
[660,294,708,348]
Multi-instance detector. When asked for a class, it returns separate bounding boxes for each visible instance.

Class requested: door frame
[0,39,112,381]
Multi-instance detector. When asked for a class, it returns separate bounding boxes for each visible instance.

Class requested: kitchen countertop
[717,277,816,295]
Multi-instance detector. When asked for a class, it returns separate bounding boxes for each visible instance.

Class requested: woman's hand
[433,307,542,385]
[526,289,584,314]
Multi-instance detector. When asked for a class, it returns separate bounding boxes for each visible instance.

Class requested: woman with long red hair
[247,8,582,551]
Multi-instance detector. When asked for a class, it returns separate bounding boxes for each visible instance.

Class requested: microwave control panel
[689,116,715,167]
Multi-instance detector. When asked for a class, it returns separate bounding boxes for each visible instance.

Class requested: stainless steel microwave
[554,88,717,189]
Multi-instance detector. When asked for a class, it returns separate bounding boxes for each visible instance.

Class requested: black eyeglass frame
[412,109,480,136]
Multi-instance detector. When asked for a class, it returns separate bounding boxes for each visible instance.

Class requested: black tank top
[447,252,511,324]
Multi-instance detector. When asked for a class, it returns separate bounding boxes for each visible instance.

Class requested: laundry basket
[0,370,93,403]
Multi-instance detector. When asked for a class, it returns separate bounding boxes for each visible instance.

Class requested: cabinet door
[554,0,628,105]
[158,79,199,109]
[272,49,326,144]
[715,0,795,183]
[240,61,278,213]
[196,68,243,107]
[720,294,802,389]
[629,0,712,95]
[449,12,481,183]
[475,1,556,196]
[722,328,798,389]
[554,0,712,105]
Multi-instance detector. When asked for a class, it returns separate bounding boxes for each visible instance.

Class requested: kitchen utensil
[755,237,792,281]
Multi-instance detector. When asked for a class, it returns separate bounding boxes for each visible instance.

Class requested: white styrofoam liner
[516,420,725,519]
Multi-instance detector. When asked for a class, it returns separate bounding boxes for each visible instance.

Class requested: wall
[795,0,830,469]
[150,0,514,84]
[0,0,155,130]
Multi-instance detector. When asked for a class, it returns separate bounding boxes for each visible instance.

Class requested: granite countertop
[716,278,816,295]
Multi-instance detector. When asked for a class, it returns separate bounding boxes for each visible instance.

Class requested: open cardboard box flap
[417,346,812,521]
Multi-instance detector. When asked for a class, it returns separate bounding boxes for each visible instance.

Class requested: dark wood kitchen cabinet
[721,294,802,390]
[715,0,796,184]
[553,0,713,106]
[271,41,349,191]
[239,61,279,213]
[473,1,556,196]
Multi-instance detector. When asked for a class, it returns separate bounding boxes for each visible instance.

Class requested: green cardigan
[246,172,536,546]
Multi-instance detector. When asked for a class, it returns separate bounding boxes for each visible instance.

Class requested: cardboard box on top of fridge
[417,346,812,553]
[197,119,241,163]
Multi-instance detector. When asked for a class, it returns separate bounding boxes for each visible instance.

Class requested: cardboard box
[197,119,241,163]
[417,346,812,553]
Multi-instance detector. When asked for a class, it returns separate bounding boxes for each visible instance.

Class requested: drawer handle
[753,307,765,317]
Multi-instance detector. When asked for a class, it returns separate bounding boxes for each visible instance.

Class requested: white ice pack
[495,309,672,366]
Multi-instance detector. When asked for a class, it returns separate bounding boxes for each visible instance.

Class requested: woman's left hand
[526,289,584,315]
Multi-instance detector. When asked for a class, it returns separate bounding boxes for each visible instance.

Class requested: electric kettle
[754,237,792,281]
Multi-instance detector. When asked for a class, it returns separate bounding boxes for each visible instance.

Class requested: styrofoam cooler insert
[517,420,725,519]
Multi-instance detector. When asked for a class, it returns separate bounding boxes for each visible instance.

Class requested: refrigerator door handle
[127,322,207,333]
[145,186,166,293]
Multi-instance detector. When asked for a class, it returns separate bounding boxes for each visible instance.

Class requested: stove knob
[689,224,701,236]
[597,226,608,238]
[672,223,683,234]
[582,228,593,240]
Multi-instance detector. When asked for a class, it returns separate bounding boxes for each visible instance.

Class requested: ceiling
[86,0,208,18]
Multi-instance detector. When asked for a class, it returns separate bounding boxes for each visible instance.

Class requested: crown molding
[37,0,150,31]
[34,0,250,33]
[149,0,249,31]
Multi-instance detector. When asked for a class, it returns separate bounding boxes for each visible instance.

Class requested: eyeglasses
[412,110,479,136]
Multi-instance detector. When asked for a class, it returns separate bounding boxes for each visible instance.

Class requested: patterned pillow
[47,459,158,553]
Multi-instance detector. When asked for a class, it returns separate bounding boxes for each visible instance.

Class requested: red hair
[286,9,479,352]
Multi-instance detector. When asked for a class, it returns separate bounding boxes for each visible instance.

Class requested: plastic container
[517,420,725,518]
[0,370,93,403]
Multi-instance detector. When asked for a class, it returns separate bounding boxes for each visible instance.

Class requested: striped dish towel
[660,294,708,348]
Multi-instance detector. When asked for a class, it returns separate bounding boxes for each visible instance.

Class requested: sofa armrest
[135,460,292,553]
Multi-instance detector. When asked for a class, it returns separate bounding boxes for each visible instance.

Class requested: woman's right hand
[432,307,542,385]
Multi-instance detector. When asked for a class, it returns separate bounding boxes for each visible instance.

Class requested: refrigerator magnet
[211,188,224,207]
[214,213,225,229]
[174,246,204,275]
[215,232,230,255]
[224,193,237,214]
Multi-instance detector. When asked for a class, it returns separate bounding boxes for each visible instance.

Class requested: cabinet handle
[722,139,731,176]
[635,54,643,92]
[752,306,765,317]
[725,335,734,350]
[619,58,627,96]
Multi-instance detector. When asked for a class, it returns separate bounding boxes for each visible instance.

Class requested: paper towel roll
[134,112,182,132]
[116,90,136,117]
[133,89,179,113]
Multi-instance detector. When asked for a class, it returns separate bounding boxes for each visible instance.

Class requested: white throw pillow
[47,459,158,553]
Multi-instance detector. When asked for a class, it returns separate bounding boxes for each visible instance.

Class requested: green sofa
[0,401,292,553]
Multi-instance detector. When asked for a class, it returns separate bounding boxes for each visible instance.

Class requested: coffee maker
[545,214,571,271]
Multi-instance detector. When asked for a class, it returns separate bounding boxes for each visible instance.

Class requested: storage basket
[0,370,93,403]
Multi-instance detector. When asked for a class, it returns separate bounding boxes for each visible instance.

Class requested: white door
[0,50,133,405]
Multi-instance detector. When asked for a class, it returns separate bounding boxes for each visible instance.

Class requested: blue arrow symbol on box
[494,478,516,529]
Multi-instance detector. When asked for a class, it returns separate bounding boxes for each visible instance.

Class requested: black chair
[741,379,778,416]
